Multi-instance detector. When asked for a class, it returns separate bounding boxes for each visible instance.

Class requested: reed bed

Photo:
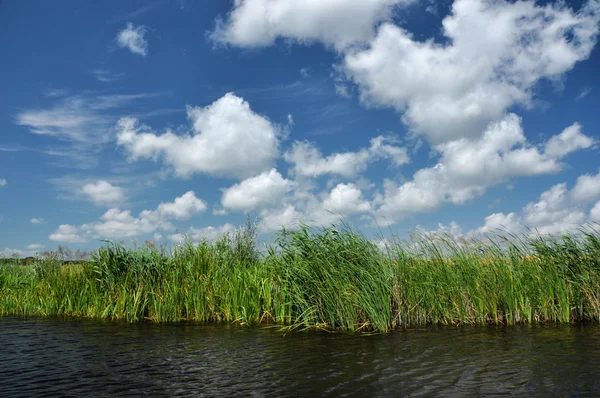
[1,223,600,332]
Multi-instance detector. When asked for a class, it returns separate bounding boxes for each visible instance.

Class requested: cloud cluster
[343,0,599,142]
[473,171,600,235]
[373,115,594,225]
[49,191,206,242]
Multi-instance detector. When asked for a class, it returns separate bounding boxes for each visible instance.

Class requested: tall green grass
[1,223,600,332]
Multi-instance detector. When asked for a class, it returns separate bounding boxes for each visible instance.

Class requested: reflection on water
[1,317,599,397]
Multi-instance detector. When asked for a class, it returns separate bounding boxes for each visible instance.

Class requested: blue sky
[1,0,600,256]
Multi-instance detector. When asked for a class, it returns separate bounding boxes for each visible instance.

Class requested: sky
[1,0,600,257]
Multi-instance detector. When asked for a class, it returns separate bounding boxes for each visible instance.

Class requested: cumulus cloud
[544,123,596,159]
[170,224,237,243]
[373,115,594,225]
[117,93,280,179]
[321,183,371,215]
[155,191,207,219]
[117,22,148,56]
[81,180,126,207]
[258,205,303,232]
[30,218,44,224]
[49,224,86,243]
[49,191,206,241]
[285,135,408,179]
[210,0,413,50]
[221,169,293,212]
[473,212,523,235]
[341,0,600,142]
[590,201,600,222]
[472,171,600,236]
[256,182,372,232]
[570,172,600,203]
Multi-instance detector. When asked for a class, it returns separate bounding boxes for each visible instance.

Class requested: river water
[1,317,599,397]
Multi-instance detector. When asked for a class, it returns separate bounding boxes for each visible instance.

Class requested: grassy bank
[1,224,600,332]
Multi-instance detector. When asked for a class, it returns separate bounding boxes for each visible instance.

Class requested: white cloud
[50,191,206,241]
[590,201,600,222]
[16,92,156,167]
[522,183,586,234]
[30,218,44,224]
[259,205,302,232]
[340,0,600,143]
[0,178,5,186]
[570,172,600,203]
[300,67,311,78]
[321,183,371,215]
[81,208,165,239]
[544,123,595,159]
[156,191,207,220]
[117,22,148,56]
[90,69,124,83]
[473,212,523,235]
[117,93,280,179]
[285,135,408,179]
[374,115,594,225]
[170,224,237,243]
[576,87,593,100]
[221,169,292,212]
[472,172,600,236]
[210,0,413,51]
[27,244,44,250]
[419,221,464,238]
[49,224,86,243]
[256,181,373,232]
[81,180,126,207]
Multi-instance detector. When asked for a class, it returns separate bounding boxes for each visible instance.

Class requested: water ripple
[1,318,599,397]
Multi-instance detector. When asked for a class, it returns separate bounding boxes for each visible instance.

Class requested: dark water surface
[1,317,599,397]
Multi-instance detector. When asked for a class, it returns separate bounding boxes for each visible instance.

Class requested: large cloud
[116,93,280,179]
[210,0,413,50]
[373,114,594,225]
[341,0,600,142]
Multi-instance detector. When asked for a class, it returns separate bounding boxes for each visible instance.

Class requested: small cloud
[116,22,148,56]
[45,88,69,97]
[90,69,124,83]
[334,83,352,99]
[27,244,44,250]
[300,67,311,78]
[213,208,228,216]
[0,178,6,186]
[49,224,86,243]
[576,87,592,101]
[81,180,126,207]
[30,218,44,224]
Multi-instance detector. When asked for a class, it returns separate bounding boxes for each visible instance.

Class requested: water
[1,317,599,397]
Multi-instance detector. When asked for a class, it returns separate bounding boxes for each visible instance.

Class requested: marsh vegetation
[1,223,600,332]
